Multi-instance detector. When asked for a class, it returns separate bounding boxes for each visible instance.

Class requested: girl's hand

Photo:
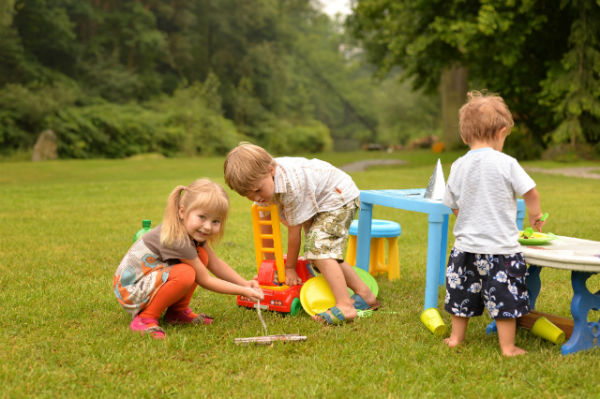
[244,286,264,301]
[246,279,260,289]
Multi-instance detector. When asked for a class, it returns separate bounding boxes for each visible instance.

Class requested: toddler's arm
[522,187,545,231]
[284,224,303,286]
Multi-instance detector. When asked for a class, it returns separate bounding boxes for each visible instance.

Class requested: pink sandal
[130,316,165,339]
[165,308,214,325]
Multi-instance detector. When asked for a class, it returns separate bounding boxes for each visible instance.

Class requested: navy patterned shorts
[444,248,530,319]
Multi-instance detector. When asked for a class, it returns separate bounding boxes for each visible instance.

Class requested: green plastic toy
[132,219,151,243]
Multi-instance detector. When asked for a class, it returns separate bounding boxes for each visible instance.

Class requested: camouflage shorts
[304,198,359,261]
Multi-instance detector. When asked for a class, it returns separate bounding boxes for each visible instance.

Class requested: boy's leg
[496,318,527,356]
[305,200,359,322]
[339,261,378,307]
[313,258,357,321]
[444,250,484,348]
[445,315,469,348]
[488,254,529,356]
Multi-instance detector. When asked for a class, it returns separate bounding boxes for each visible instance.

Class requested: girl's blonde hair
[160,178,229,248]
[459,90,514,145]
[224,142,276,196]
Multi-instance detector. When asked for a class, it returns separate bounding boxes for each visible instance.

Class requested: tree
[540,0,600,149]
[0,0,441,158]
[13,0,78,76]
[349,0,600,155]
[0,0,15,27]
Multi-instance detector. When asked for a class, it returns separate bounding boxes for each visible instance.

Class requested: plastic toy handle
[538,212,549,222]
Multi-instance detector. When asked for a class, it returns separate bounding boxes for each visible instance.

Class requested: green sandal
[313,306,352,325]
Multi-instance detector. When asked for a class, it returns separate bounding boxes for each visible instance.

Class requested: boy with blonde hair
[443,91,546,356]
[224,143,380,324]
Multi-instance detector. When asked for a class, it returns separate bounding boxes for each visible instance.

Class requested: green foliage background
[0,0,439,158]
[349,0,600,157]
[3,0,600,159]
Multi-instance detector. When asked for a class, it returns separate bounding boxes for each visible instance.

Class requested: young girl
[113,178,263,339]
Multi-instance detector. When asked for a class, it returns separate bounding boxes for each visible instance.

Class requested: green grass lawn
[1,150,600,398]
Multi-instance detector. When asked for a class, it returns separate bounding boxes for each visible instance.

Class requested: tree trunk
[440,65,468,149]
[0,0,15,28]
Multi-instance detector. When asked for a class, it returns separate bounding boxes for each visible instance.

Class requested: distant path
[340,159,600,180]
[526,166,600,180]
[340,159,407,172]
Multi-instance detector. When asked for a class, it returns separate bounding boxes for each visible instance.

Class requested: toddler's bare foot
[501,346,527,357]
[444,336,463,348]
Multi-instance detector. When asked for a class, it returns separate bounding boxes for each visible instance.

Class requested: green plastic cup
[531,316,566,345]
[420,308,447,336]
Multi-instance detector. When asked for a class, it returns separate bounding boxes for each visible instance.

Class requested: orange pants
[139,263,197,320]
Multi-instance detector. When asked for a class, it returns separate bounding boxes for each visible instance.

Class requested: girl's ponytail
[160,185,187,248]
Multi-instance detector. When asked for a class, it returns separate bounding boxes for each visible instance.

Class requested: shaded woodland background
[1,0,599,160]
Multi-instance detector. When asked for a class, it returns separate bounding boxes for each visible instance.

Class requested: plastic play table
[521,236,600,355]
[355,189,526,312]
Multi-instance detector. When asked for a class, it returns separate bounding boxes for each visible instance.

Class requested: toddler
[443,91,546,356]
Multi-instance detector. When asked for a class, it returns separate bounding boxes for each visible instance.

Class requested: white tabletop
[521,235,600,272]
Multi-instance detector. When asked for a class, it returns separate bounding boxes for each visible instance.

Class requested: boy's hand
[285,267,302,286]
[529,212,547,232]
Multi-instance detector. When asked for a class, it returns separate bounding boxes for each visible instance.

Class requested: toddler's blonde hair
[161,178,229,248]
[224,142,275,196]
[459,90,514,145]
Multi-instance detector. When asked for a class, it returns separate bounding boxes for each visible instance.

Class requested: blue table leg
[516,199,525,230]
[526,266,542,309]
[424,212,445,310]
[561,271,600,355]
[439,214,449,286]
[356,203,373,273]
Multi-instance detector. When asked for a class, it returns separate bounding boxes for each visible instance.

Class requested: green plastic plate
[518,231,557,245]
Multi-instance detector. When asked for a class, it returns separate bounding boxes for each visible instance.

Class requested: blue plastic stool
[346,219,401,280]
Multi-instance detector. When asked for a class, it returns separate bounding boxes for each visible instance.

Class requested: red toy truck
[237,203,314,315]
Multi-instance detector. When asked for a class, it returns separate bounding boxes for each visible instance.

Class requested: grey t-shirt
[443,148,535,254]
[142,224,198,263]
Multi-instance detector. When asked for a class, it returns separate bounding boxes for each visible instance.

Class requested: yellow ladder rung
[251,203,285,282]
